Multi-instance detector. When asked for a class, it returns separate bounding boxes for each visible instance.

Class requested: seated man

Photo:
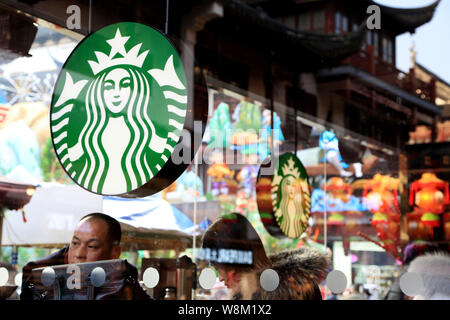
[20,212,151,300]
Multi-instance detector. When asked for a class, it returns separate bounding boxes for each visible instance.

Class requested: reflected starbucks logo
[50,23,187,195]
[272,153,311,238]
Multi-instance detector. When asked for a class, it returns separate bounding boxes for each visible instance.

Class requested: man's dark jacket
[20,246,152,300]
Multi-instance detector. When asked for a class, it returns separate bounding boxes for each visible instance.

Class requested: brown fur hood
[233,246,329,300]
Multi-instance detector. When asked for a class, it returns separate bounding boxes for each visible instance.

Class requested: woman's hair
[279,176,303,238]
[402,241,441,265]
[201,213,271,273]
[76,66,155,193]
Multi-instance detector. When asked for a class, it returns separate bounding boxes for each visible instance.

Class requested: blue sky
[375,0,450,83]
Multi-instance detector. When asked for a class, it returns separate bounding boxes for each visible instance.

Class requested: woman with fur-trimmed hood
[201,213,329,300]
[407,252,450,300]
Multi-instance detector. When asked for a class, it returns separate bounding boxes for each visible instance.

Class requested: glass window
[285,16,296,29]
[388,39,394,64]
[342,15,348,33]
[366,30,372,46]
[312,10,325,33]
[373,31,379,57]
[0,1,447,304]
[298,12,310,31]
[382,37,389,62]
[334,11,341,34]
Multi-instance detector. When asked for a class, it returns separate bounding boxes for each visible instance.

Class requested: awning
[0,176,37,211]
[1,183,200,250]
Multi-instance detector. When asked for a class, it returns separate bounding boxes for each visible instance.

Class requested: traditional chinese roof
[239,0,441,35]
[370,0,440,34]
[217,0,365,66]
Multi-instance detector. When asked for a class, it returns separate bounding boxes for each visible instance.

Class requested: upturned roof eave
[218,0,365,62]
[371,0,440,34]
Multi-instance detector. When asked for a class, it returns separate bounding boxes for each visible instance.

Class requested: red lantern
[409,173,449,214]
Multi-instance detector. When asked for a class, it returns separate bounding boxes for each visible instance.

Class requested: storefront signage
[257,152,311,239]
[50,22,187,196]
[198,248,253,266]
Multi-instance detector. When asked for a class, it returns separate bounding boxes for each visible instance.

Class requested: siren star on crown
[88,28,149,75]
[282,157,300,177]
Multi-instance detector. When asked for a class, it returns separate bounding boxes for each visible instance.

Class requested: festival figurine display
[324,177,352,231]
[360,174,402,260]
[407,172,449,240]
[236,165,258,196]
[258,109,285,161]
[163,170,204,202]
[208,102,232,149]
[409,173,449,214]
[233,100,261,132]
[319,130,352,177]
[207,163,238,207]
[230,100,261,161]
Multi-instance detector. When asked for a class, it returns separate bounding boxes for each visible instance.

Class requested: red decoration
[409,173,449,214]
[324,177,352,202]
[363,174,401,214]
[361,174,401,261]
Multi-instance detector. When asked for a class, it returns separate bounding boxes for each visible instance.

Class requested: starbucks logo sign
[257,153,311,239]
[51,23,187,195]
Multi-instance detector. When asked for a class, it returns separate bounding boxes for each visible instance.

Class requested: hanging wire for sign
[88,0,92,34]
[165,0,170,34]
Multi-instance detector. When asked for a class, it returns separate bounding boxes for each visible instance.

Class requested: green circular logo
[257,153,311,239]
[50,22,187,195]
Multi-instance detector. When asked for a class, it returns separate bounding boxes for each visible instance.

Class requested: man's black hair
[80,212,122,246]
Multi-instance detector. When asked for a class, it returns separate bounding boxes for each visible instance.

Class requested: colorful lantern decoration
[207,163,238,202]
[408,173,449,241]
[409,173,449,214]
[361,174,401,260]
[323,177,351,232]
[363,174,401,214]
[325,177,352,203]
[420,213,440,228]
[327,213,345,226]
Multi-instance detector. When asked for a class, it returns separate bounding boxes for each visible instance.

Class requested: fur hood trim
[232,246,329,300]
[268,246,329,283]
[407,252,450,298]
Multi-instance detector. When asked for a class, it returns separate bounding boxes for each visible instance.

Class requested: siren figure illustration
[272,153,311,238]
[51,25,187,195]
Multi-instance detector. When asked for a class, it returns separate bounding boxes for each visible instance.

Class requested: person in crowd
[407,252,450,300]
[384,241,441,300]
[201,213,329,300]
[20,212,151,300]
[340,283,367,300]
